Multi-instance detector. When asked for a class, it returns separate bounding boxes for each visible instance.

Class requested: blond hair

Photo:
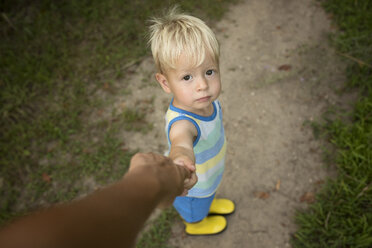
[148,7,219,74]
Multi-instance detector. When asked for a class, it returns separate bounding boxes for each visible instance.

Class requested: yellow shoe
[184,216,227,235]
[209,198,235,215]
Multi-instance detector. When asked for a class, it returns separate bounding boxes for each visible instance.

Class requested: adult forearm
[0,152,187,248]
[0,167,163,248]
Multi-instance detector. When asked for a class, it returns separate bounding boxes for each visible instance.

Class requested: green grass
[0,0,236,246]
[292,1,372,247]
[136,209,179,248]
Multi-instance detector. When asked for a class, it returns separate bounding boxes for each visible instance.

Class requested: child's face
[156,52,221,116]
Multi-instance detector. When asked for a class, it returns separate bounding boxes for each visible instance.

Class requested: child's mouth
[196,96,211,102]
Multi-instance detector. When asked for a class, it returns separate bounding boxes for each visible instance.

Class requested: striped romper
[165,99,226,222]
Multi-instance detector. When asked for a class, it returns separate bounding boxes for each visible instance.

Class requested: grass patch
[0,0,237,246]
[137,209,179,248]
[122,108,153,132]
[292,0,372,247]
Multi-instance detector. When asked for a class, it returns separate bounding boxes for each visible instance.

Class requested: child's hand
[181,170,197,196]
[173,156,198,196]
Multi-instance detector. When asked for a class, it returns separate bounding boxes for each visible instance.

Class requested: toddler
[148,8,235,235]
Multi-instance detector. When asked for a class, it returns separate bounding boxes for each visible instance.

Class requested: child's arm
[168,120,198,194]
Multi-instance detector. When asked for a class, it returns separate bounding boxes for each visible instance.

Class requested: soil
[115,0,356,247]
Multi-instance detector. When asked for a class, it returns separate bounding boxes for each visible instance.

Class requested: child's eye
[183,75,192,81]
[206,70,214,76]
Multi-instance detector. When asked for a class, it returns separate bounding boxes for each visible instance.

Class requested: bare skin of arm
[0,153,190,248]
[168,120,199,193]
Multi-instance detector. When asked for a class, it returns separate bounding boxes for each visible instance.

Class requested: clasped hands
[128,153,197,208]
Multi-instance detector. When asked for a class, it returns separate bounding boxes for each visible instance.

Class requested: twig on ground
[250,230,267,234]
[343,172,361,183]
[324,212,331,230]
[2,13,17,31]
[336,51,372,68]
[98,57,144,77]
[356,182,372,199]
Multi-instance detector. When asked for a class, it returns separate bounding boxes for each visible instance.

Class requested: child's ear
[155,73,171,93]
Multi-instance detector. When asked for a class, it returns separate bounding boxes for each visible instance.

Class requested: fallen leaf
[103,82,110,90]
[83,148,91,154]
[300,192,315,203]
[254,191,270,199]
[309,148,317,153]
[63,103,69,109]
[278,64,292,71]
[120,102,126,110]
[275,179,281,191]
[315,180,325,185]
[97,109,104,116]
[276,26,281,29]
[42,173,52,183]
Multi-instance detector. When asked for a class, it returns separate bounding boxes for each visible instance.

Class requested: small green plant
[122,108,152,132]
[137,209,179,248]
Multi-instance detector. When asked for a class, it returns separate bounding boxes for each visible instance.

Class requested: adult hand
[128,152,191,207]
[172,157,198,196]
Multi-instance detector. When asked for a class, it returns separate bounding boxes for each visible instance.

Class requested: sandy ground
[115,0,354,247]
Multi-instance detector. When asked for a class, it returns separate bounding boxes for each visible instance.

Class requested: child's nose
[196,77,208,91]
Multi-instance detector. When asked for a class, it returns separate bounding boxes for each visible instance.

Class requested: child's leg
[173,193,227,235]
[173,193,216,223]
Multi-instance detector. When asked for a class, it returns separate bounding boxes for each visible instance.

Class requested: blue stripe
[188,173,223,197]
[167,116,201,147]
[195,127,225,164]
[169,99,217,121]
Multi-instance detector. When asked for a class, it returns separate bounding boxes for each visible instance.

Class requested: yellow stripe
[166,110,201,126]
[166,110,179,121]
[196,141,226,174]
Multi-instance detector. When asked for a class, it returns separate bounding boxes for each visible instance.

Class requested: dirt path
[118,0,351,247]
